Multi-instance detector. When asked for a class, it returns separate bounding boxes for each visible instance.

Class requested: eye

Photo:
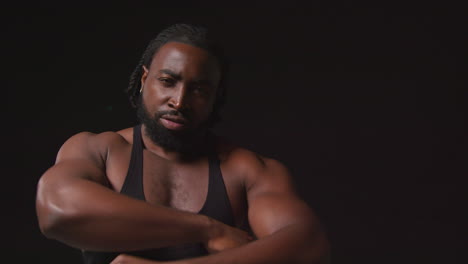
[158,77,175,87]
[192,84,209,95]
[193,85,203,92]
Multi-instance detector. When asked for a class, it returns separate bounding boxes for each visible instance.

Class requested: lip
[160,115,188,131]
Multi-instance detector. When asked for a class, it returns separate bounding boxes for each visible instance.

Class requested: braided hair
[126,23,228,127]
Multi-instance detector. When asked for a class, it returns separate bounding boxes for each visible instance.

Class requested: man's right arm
[35,132,250,252]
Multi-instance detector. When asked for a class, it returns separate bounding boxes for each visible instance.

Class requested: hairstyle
[126,23,228,126]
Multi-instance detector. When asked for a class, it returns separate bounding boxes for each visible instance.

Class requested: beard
[136,98,209,154]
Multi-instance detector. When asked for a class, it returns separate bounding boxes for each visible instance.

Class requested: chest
[141,152,210,213]
[107,146,247,226]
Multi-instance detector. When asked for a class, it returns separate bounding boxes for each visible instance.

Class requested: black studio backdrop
[4,2,465,264]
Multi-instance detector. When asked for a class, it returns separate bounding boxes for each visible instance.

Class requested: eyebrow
[159,69,182,80]
[159,69,214,86]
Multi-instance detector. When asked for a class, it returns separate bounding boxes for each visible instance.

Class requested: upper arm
[35,132,113,230]
[45,132,109,184]
[244,156,321,239]
[36,132,111,212]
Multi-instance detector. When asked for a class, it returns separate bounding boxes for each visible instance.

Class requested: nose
[168,84,189,111]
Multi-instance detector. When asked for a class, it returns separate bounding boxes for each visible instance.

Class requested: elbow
[36,197,73,239]
[37,205,68,238]
[37,213,59,238]
[37,199,84,240]
[36,178,79,238]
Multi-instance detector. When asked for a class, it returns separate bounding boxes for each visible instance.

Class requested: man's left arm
[112,156,329,264]
[232,156,329,264]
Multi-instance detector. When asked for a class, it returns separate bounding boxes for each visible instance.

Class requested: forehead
[149,41,220,79]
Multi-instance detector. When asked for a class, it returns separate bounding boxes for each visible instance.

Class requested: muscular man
[36,24,329,264]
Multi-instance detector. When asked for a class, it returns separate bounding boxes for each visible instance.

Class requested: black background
[4,2,466,264]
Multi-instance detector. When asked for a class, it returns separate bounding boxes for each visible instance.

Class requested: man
[36,24,329,264]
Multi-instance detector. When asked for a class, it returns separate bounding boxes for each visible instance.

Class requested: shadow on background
[4,2,465,264]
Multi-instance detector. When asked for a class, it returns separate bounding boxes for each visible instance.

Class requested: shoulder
[219,143,284,173]
[56,128,132,164]
[215,137,293,192]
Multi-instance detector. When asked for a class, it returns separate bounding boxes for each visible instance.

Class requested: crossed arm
[36,132,250,252]
[112,156,330,264]
[36,132,329,263]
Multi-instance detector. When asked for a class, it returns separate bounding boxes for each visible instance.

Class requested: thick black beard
[136,99,209,154]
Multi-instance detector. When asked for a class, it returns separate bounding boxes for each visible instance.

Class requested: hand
[205,220,254,253]
[110,254,161,264]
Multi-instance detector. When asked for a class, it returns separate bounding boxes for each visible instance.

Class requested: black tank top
[82,125,234,264]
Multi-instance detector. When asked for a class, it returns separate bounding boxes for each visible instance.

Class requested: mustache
[156,110,190,120]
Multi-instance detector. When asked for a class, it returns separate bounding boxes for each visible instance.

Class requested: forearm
[173,223,328,264]
[37,176,212,252]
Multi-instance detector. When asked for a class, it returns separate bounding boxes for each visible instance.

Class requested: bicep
[39,132,109,189]
[246,159,318,238]
[36,132,110,220]
[36,132,117,236]
[248,191,319,239]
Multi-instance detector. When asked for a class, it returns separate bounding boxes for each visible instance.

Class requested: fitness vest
[82,125,234,263]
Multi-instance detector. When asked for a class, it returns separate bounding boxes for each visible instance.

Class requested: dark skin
[36,42,329,264]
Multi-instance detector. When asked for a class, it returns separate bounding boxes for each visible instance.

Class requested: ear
[140,65,149,88]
